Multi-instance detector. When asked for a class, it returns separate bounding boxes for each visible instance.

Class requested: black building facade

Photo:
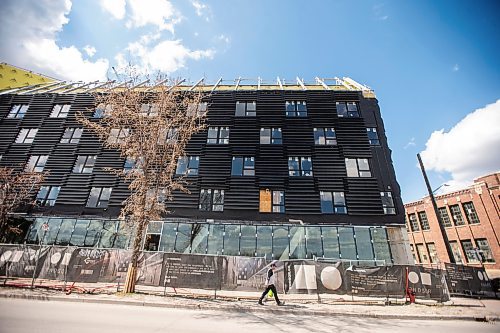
[0,78,411,265]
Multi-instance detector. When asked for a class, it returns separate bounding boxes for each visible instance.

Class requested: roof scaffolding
[0,76,376,97]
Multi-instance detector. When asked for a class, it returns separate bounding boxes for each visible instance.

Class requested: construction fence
[0,244,494,301]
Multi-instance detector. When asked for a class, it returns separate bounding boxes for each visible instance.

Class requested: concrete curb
[1,293,497,322]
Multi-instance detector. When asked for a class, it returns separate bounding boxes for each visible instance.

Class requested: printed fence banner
[37,246,77,281]
[284,261,348,295]
[0,245,50,278]
[345,265,405,297]
[444,263,493,295]
[160,253,223,290]
[221,256,271,291]
[66,248,117,283]
[137,252,165,286]
[405,265,450,302]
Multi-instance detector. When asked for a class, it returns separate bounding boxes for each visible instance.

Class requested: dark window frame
[367,127,380,145]
[199,189,225,212]
[235,101,256,117]
[36,186,61,206]
[25,155,48,172]
[320,191,347,214]
[336,101,360,118]
[207,126,230,144]
[15,128,38,144]
[86,187,112,208]
[73,155,97,173]
[231,156,255,176]
[288,156,313,176]
[7,104,29,118]
[60,128,83,144]
[176,156,200,176]
[285,101,307,117]
[345,158,372,177]
[314,127,337,145]
[50,104,71,118]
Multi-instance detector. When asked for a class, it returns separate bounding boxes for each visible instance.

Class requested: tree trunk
[123,215,147,293]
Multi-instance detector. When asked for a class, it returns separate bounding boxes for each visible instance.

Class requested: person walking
[258,263,284,305]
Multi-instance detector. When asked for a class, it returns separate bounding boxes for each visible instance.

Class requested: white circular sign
[50,252,62,265]
[408,271,419,284]
[0,251,12,262]
[478,271,484,281]
[320,266,343,290]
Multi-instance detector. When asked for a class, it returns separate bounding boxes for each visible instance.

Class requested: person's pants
[259,284,280,304]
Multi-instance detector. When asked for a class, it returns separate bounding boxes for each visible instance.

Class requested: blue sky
[1,0,499,202]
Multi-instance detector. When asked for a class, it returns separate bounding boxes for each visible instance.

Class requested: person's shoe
[258,300,263,305]
[277,301,284,306]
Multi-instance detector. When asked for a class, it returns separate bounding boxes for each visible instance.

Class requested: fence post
[31,227,47,289]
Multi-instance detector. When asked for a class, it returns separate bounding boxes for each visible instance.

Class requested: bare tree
[77,76,206,293]
[0,167,45,240]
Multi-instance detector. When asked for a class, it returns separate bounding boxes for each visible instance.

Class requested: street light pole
[417,153,455,264]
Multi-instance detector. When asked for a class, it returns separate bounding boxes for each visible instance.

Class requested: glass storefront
[26,217,393,264]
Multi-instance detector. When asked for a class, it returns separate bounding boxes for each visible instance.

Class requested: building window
[416,243,428,263]
[410,244,417,262]
[408,213,420,232]
[461,240,479,263]
[426,243,438,263]
[463,202,480,224]
[199,189,224,211]
[60,128,83,144]
[187,102,208,117]
[140,103,158,116]
[418,211,430,230]
[176,156,200,176]
[438,207,452,227]
[231,157,255,176]
[336,102,360,118]
[25,155,48,172]
[8,104,29,118]
[50,104,71,118]
[345,158,371,177]
[108,128,130,144]
[314,128,337,145]
[320,191,347,214]
[86,187,112,208]
[260,128,282,144]
[367,128,380,145]
[259,189,285,213]
[94,104,112,118]
[73,155,97,173]
[449,241,464,264]
[36,186,60,206]
[235,101,256,117]
[288,157,313,176]
[285,101,307,117]
[124,157,135,173]
[380,192,396,214]
[15,128,38,144]
[207,126,229,144]
[449,204,465,226]
[476,238,495,263]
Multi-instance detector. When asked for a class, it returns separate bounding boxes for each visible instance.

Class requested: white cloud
[0,0,109,81]
[83,45,97,57]
[99,0,126,20]
[404,137,416,149]
[453,64,460,72]
[126,0,180,33]
[191,0,212,22]
[115,35,215,74]
[373,3,389,21]
[420,99,500,191]
[217,34,230,44]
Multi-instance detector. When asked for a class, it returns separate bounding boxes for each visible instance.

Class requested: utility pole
[417,153,455,263]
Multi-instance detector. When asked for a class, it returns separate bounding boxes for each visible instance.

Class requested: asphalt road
[0,298,497,333]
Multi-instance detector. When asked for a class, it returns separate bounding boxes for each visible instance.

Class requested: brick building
[405,172,500,278]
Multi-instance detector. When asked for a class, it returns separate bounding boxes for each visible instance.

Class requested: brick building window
[86,187,112,208]
[417,211,430,230]
[176,156,200,176]
[73,155,97,173]
[199,189,224,211]
[259,189,285,213]
[449,204,465,226]
[437,207,452,227]
[449,241,464,264]
[260,128,282,144]
[320,191,347,214]
[235,101,256,116]
[231,157,255,176]
[187,102,208,117]
[285,101,307,117]
[461,240,479,263]
[8,104,29,118]
[50,104,71,118]
[476,238,495,263]
[207,127,229,144]
[416,243,428,263]
[314,128,337,145]
[15,128,38,144]
[426,243,438,263]
[60,128,83,144]
[380,192,396,214]
[463,202,480,224]
[410,244,417,262]
[288,157,313,176]
[345,158,371,177]
[367,128,380,145]
[25,155,48,172]
[36,186,61,206]
[336,102,359,118]
[408,213,420,232]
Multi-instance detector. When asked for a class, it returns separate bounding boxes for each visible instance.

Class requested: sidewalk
[0,285,498,321]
